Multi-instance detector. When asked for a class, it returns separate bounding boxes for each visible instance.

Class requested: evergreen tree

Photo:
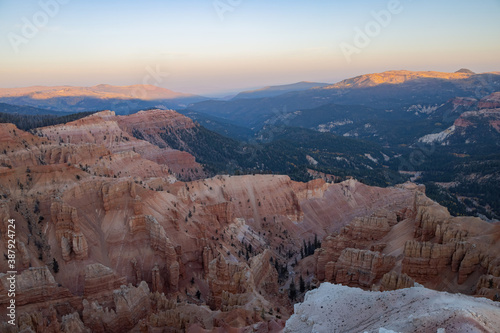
[52,258,59,273]
[288,279,297,301]
[299,275,305,293]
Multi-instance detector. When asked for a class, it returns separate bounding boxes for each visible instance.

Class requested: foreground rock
[285,283,500,333]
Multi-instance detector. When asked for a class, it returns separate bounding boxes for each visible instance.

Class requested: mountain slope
[0,102,65,115]
[233,81,330,99]
[178,109,254,140]
[324,69,474,89]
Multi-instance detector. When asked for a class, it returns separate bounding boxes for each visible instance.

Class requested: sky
[0,0,499,96]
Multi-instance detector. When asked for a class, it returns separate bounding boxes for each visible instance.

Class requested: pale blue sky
[0,0,499,95]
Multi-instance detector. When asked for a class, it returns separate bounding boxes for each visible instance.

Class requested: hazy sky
[1,0,499,95]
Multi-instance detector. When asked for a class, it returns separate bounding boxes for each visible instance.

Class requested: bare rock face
[457,248,482,284]
[61,312,91,333]
[128,214,180,292]
[151,264,162,293]
[51,201,89,261]
[101,180,137,212]
[413,191,451,241]
[0,123,109,169]
[379,271,415,291]
[147,293,219,331]
[205,202,233,225]
[250,249,279,297]
[332,249,395,287]
[314,184,500,296]
[402,240,455,278]
[82,281,151,333]
[202,246,216,276]
[342,214,394,241]
[16,241,30,269]
[0,267,74,307]
[315,210,400,282]
[315,234,356,281]
[83,264,127,303]
[18,310,59,333]
[168,261,180,292]
[476,274,500,301]
[207,255,250,310]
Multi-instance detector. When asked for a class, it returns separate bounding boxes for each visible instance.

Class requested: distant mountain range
[0,84,209,114]
[187,69,500,128]
[2,70,498,118]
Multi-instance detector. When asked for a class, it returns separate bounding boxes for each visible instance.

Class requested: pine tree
[52,258,59,273]
[288,279,297,301]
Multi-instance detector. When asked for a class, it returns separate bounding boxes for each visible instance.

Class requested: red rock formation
[413,191,451,241]
[457,248,482,284]
[379,271,415,291]
[315,210,402,281]
[82,281,151,333]
[130,258,142,286]
[202,246,216,276]
[151,264,162,293]
[207,255,249,310]
[315,235,356,281]
[0,267,75,308]
[35,110,204,180]
[61,312,91,333]
[402,240,455,278]
[451,96,477,108]
[250,250,279,296]
[342,214,394,241]
[454,117,474,127]
[205,202,233,225]
[475,274,500,300]
[83,264,127,303]
[332,249,395,287]
[478,91,500,109]
[51,201,89,261]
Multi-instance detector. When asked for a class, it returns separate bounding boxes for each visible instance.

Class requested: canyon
[0,109,499,332]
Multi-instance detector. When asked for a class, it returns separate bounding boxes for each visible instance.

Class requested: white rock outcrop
[285,283,500,333]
